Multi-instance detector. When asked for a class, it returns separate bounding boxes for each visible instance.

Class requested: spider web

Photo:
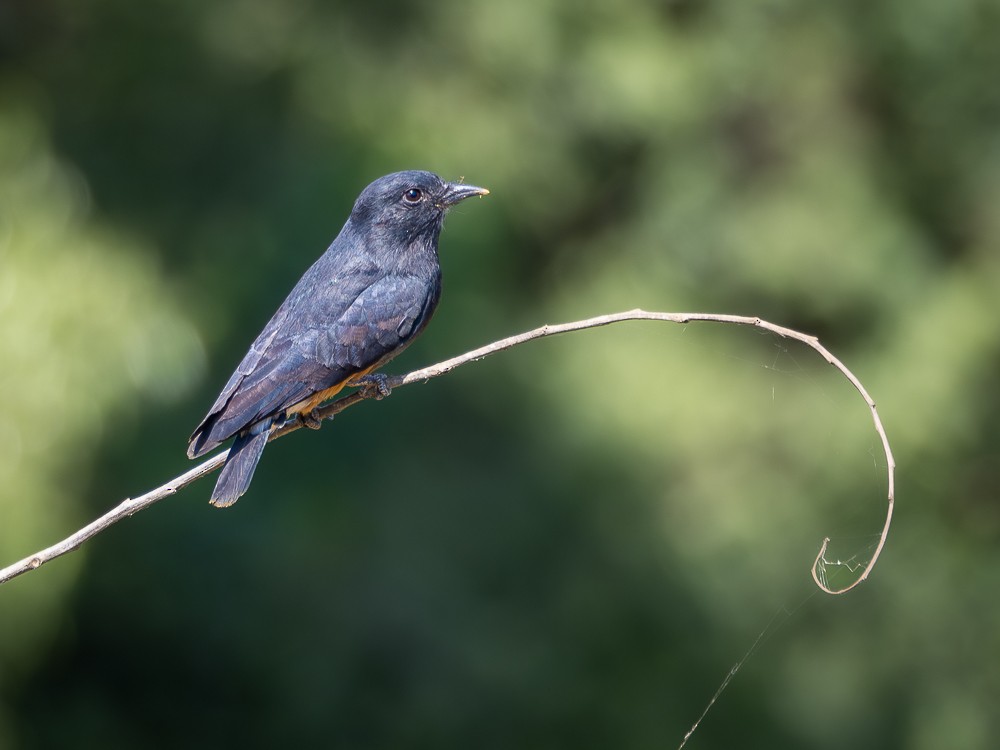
[670,331,888,748]
[676,536,881,749]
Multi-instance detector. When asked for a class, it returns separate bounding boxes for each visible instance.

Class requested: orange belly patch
[284,365,377,417]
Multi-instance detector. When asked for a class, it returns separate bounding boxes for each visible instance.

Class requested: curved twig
[0,309,894,590]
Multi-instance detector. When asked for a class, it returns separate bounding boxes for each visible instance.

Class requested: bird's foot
[351,373,392,400]
[299,408,325,430]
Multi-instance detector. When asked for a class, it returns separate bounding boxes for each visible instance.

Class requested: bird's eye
[403,188,423,204]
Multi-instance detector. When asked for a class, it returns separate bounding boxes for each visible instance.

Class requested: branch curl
[0,309,894,590]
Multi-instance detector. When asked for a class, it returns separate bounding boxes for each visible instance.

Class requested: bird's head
[349,171,489,237]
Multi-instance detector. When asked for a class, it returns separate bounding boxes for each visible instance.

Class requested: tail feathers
[210,428,270,508]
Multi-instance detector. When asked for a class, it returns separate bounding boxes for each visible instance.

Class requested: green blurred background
[2,1,999,747]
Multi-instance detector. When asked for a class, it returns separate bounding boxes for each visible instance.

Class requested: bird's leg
[350,372,392,401]
[298,408,325,430]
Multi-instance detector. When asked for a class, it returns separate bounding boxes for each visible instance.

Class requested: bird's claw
[299,408,325,430]
[352,373,392,400]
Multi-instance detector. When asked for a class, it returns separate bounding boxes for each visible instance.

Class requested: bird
[188,170,489,507]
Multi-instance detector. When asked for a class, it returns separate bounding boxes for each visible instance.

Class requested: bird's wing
[308,270,439,372]
[188,272,438,457]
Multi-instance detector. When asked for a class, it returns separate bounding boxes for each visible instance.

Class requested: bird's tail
[211,427,270,508]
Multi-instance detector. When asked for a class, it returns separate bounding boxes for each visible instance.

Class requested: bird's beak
[440,182,490,207]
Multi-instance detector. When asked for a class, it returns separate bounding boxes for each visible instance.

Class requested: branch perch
[0,309,895,590]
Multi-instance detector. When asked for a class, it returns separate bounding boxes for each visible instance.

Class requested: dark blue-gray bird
[188,171,488,506]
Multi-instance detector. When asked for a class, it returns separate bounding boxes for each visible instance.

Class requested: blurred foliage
[1,0,999,748]
[0,98,204,744]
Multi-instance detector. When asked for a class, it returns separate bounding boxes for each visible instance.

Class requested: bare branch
[0,309,895,590]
